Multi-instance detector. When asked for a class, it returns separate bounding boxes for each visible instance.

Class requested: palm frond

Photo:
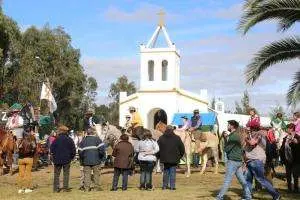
[243,0,264,9]
[238,0,300,34]
[287,71,300,106]
[245,36,300,84]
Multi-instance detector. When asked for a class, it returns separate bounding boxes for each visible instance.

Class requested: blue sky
[3,0,299,114]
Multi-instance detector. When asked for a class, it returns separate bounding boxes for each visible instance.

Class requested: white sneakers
[18,189,24,194]
[18,189,33,194]
[24,189,33,193]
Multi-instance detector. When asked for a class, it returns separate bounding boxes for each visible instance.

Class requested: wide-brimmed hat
[85,109,94,115]
[58,125,69,133]
[129,106,136,111]
[193,109,199,114]
[10,103,23,112]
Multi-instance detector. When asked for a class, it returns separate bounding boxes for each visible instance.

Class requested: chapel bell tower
[139,11,180,91]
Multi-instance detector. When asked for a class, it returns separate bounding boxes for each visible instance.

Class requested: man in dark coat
[158,125,185,190]
[111,134,134,191]
[83,110,96,132]
[50,125,76,193]
[78,128,105,192]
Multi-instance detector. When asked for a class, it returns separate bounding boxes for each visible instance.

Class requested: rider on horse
[129,107,143,140]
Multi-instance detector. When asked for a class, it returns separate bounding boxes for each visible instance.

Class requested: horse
[0,128,16,175]
[197,131,219,174]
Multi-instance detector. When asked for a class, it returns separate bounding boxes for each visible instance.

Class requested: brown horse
[0,128,16,175]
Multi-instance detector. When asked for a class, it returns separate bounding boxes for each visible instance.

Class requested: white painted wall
[217,113,271,134]
[119,91,208,129]
[140,46,180,91]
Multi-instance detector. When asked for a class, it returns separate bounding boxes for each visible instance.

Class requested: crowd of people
[2,104,300,200]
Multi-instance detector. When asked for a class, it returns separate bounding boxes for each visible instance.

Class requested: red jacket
[246,115,261,130]
[267,129,276,144]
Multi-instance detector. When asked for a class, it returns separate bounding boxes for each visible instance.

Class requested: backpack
[19,136,35,156]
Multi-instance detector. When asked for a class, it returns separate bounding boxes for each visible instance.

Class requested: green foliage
[245,37,300,85]
[0,9,21,97]
[287,71,300,106]
[269,105,287,120]
[108,75,136,125]
[235,91,251,114]
[239,0,300,33]
[0,10,98,131]
[239,0,300,106]
[109,75,136,102]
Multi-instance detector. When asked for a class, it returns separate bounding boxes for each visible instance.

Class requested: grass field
[0,163,299,200]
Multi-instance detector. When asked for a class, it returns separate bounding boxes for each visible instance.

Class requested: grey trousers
[53,163,70,192]
[83,165,101,189]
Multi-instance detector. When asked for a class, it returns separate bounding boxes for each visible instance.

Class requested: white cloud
[214,3,243,20]
[103,2,244,25]
[81,56,139,104]
[104,3,181,24]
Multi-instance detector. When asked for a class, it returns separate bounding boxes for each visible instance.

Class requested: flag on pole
[40,82,57,113]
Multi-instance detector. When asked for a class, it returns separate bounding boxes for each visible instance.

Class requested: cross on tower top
[158,9,165,27]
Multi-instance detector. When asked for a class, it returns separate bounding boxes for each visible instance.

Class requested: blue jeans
[217,160,251,200]
[112,168,130,190]
[140,161,155,189]
[246,160,280,199]
[162,165,176,189]
[192,153,200,168]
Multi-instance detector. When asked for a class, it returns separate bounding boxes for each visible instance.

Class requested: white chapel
[119,17,211,129]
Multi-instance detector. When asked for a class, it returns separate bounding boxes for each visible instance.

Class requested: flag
[40,82,57,113]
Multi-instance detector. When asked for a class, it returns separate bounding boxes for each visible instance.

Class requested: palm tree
[238,0,300,107]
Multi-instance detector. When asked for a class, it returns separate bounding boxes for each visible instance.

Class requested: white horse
[174,129,192,177]
[197,132,219,174]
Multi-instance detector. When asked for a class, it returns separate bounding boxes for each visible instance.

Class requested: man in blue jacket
[50,125,76,193]
[78,128,105,192]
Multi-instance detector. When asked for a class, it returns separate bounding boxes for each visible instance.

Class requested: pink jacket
[294,119,300,135]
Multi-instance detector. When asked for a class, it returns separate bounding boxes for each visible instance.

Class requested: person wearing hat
[50,125,76,193]
[216,120,251,200]
[189,109,202,168]
[129,107,143,140]
[6,108,24,140]
[124,115,131,132]
[83,110,96,132]
[178,116,190,131]
[6,106,24,170]
[78,128,105,192]
[16,130,37,194]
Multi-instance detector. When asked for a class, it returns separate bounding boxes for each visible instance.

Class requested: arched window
[148,60,154,81]
[162,60,168,81]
